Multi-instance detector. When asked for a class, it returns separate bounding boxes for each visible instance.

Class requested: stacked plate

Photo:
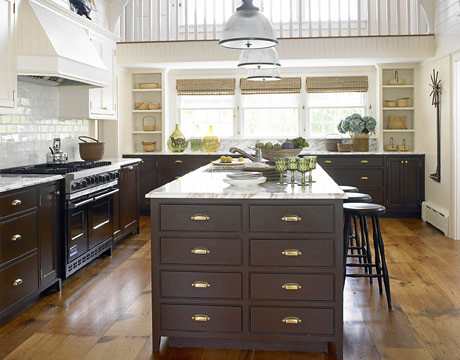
[223,172,267,187]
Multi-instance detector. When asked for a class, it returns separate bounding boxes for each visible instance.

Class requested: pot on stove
[47,138,68,164]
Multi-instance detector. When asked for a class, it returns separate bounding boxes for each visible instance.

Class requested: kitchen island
[147,164,347,358]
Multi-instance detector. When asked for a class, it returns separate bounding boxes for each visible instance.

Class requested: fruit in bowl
[219,156,233,163]
[256,138,309,160]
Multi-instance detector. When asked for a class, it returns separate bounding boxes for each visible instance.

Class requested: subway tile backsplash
[0,81,91,169]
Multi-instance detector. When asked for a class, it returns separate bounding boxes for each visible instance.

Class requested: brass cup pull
[282,317,302,324]
[360,160,369,164]
[282,215,302,222]
[360,176,369,180]
[401,160,404,164]
[405,160,408,164]
[282,283,302,291]
[191,214,210,221]
[324,160,332,164]
[192,314,210,322]
[12,278,23,287]
[191,247,210,255]
[175,160,183,164]
[282,249,302,257]
[11,199,22,206]
[11,234,22,242]
[192,281,211,288]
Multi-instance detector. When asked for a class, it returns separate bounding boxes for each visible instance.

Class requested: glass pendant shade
[238,47,281,69]
[219,0,277,50]
[247,68,281,81]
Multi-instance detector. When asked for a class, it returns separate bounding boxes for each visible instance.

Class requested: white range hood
[16,0,108,87]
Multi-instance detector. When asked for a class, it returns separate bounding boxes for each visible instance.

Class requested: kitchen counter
[125,150,425,156]
[0,175,64,193]
[104,157,142,167]
[146,164,347,200]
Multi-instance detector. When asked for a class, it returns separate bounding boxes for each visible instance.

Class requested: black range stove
[1,161,112,174]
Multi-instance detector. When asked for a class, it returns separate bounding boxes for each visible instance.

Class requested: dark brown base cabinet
[0,181,63,324]
[150,199,344,358]
[113,163,140,245]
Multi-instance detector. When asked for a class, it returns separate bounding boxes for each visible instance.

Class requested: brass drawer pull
[360,160,369,164]
[282,317,302,324]
[324,160,332,164]
[360,176,369,180]
[55,190,60,195]
[12,278,23,287]
[11,199,22,206]
[191,214,210,221]
[191,247,210,255]
[282,249,302,257]
[401,160,404,164]
[175,160,183,164]
[11,234,22,242]
[192,314,211,322]
[282,215,302,222]
[192,281,211,288]
[405,160,408,164]
[282,283,302,291]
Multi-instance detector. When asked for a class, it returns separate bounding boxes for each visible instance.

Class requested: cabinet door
[386,158,404,211]
[120,165,139,230]
[0,0,16,112]
[138,158,157,212]
[403,157,422,211]
[38,183,60,287]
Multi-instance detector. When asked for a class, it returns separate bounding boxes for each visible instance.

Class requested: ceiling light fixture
[247,68,281,81]
[219,0,277,50]
[238,47,281,69]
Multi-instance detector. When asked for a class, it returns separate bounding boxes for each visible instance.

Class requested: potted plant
[337,114,377,152]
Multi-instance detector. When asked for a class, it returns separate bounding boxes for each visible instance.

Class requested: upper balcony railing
[119,0,433,43]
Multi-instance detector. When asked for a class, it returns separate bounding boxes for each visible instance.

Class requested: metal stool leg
[371,216,383,294]
[375,217,392,309]
[353,216,363,264]
[362,216,373,283]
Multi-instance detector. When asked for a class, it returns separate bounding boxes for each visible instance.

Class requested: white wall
[434,0,460,56]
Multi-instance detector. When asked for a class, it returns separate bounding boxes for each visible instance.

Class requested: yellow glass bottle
[201,125,221,153]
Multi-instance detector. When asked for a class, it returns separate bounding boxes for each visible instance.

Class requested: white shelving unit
[379,66,416,152]
[130,71,165,153]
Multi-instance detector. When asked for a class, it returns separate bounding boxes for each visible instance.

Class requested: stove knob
[109,172,116,180]
[85,177,93,185]
[105,174,111,182]
[97,175,104,183]
[73,182,81,190]
[80,180,87,188]
[71,183,78,191]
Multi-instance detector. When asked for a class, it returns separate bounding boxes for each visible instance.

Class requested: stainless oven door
[88,189,118,250]
[67,196,92,262]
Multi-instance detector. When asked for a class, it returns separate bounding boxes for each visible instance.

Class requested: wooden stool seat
[344,202,386,216]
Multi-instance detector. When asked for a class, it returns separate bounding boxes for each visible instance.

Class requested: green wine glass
[287,157,298,184]
[306,156,317,183]
[297,158,310,185]
[274,158,288,185]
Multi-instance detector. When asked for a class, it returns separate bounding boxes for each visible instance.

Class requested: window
[242,94,299,138]
[308,92,367,138]
[179,95,234,138]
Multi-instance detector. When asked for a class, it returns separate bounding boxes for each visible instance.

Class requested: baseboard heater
[421,201,449,235]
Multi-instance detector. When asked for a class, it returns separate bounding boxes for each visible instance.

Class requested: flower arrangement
[337,114,377,135]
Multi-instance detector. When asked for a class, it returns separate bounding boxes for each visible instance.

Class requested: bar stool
[343,203,392,309]
[343,193,372,267]
[340,185,359,193]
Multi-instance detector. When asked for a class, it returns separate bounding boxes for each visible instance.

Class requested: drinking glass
[307,156,317,183]
[287,158,298,184]
[297,158,310,185]
[274,158,288,185]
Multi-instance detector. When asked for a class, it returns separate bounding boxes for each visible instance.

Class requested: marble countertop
[104,157,142,167]
[125,150,424,156]
[0,175,64,194]
[146,164,347,200]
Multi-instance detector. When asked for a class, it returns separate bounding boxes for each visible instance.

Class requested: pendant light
[238,47,281,69]
[219,0,277,50]
[247,68,281,81]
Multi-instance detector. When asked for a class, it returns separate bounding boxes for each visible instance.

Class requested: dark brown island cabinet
[148,171,345,357]
[0,180,63,324]
[124,153,424,218]
[113,162,140,244]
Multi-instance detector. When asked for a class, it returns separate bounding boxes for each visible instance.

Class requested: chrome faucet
[229,147,263,162]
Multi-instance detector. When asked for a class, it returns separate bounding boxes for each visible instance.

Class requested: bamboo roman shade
[306,76,368,93]
[240,77,301,95]
[176,78,236,96]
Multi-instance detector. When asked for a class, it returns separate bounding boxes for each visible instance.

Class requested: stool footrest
[346,273,383,278]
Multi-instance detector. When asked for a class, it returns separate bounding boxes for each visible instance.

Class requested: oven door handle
[94,188,119,201]
[68,198,95,209]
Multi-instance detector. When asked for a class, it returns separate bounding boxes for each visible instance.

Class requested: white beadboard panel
[433,0,460,55]
[117,36,436,65]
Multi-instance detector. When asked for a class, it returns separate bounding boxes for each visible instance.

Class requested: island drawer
[161,271,242,299]
[161,205,241,232]
[250,239,334,267]
[161,238,241,265]
[161,304,242,333]
[250,307,334,335]
[250,206,334,233]
[0,253,39,313]
[0,212,38,266]
[326,169,384,189]
[250,273,334,301]
[0,188,37,218]
[318,156,384,168]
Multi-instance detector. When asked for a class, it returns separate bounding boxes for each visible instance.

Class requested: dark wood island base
[150,197,344,359]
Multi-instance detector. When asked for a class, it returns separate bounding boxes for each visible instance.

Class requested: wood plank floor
[1,217,460,360]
